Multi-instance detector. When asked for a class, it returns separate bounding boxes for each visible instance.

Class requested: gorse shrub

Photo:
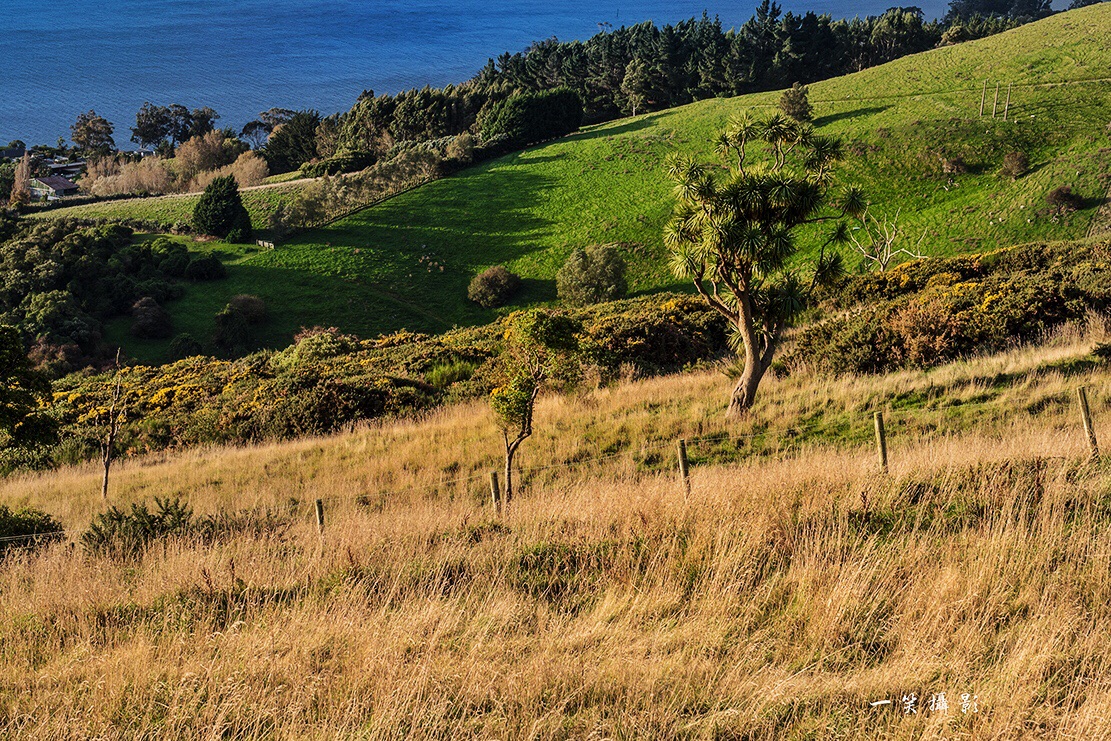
[80,497,291,558]
[36,294,726,468]
[556,244,628,307]
[468,266,521,308]
[81,497,194,558]
[0,505,64,558]
[785,240,1111,375]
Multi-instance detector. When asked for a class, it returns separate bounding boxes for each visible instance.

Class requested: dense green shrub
[130,297,173,339]
[299,150,376,177]
[0,505,63,558]
[169,333,204,358]
[0,220,190,365]
[556,244,628,307]
[425,360,477,389]
[213,303,252,355]
[468,266,521,308]
[192,175,252,242]
[228,294,267,325]
[184,253,227,281]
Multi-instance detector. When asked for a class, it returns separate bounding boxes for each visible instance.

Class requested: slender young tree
[490,310,581,503]
[665,112,865,417]
[100,350,126,500]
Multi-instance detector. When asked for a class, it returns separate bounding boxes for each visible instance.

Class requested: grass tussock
[3,327,1111,737]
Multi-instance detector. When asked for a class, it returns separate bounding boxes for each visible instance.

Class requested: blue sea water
[2,0,949,147]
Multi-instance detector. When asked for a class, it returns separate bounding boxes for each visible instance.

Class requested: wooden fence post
[980,80,987,117]
[490,471,502,513]
[1078,387,1100,462]
[315,499,325,534]
[678,439,691,498]
[1003,83,1012,121]
[874,412,889,474]
[992,83,999,118]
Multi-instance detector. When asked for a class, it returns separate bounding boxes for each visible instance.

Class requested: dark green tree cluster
[0,221,226,374]
[130,103,220,150]
[261,111,322,174]
[192,175,253,242]
[479,89,583,149]
[314,3,1031,172]
[476,6,948,122]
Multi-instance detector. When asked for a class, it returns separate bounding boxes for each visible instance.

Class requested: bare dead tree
[849,208,927,271]
[101,351,127,500]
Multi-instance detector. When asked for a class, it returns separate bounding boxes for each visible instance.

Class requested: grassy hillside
[3,324,1111,737]
[31,182,303,235]
[55,6,1111,363]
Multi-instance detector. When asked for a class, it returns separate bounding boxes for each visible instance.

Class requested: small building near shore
[29,176,80,200]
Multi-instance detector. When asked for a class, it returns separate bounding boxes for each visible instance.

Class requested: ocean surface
[3,0,951,147]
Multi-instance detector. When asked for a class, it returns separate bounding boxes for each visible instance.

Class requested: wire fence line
[0,390,1098,549]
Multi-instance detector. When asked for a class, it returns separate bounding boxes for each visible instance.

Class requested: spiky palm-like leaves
[664,114,864,417]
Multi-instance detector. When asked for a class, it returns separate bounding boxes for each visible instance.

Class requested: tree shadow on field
[514,276,558,304]
[812,106,891,128]
[566,115,659,143]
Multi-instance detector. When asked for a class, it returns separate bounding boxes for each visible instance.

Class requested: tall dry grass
[2,329,1111,738]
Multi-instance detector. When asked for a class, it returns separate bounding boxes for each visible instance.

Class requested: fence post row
[301,393,1102,531]
[874,411,889,474]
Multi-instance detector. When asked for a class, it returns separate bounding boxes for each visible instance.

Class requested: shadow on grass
[567,115,660,143]
[813,106,891,127]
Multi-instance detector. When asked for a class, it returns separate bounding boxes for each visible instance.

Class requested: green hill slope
[99,5,1111,362]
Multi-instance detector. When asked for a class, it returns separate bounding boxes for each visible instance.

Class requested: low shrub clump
[1001,150,1029,179]
[468,265,521,308]
[556,244,628,307]
[81,497,290,558]
[1046,185,1083,215]
[0,505,64,558]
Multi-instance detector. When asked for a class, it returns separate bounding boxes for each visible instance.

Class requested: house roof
[32,175,79,191]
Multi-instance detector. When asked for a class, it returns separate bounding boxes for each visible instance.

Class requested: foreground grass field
[2,320,1111,737]
[37,6,1111,365]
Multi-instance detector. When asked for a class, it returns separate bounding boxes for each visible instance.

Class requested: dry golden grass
[2,325,1111,739]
